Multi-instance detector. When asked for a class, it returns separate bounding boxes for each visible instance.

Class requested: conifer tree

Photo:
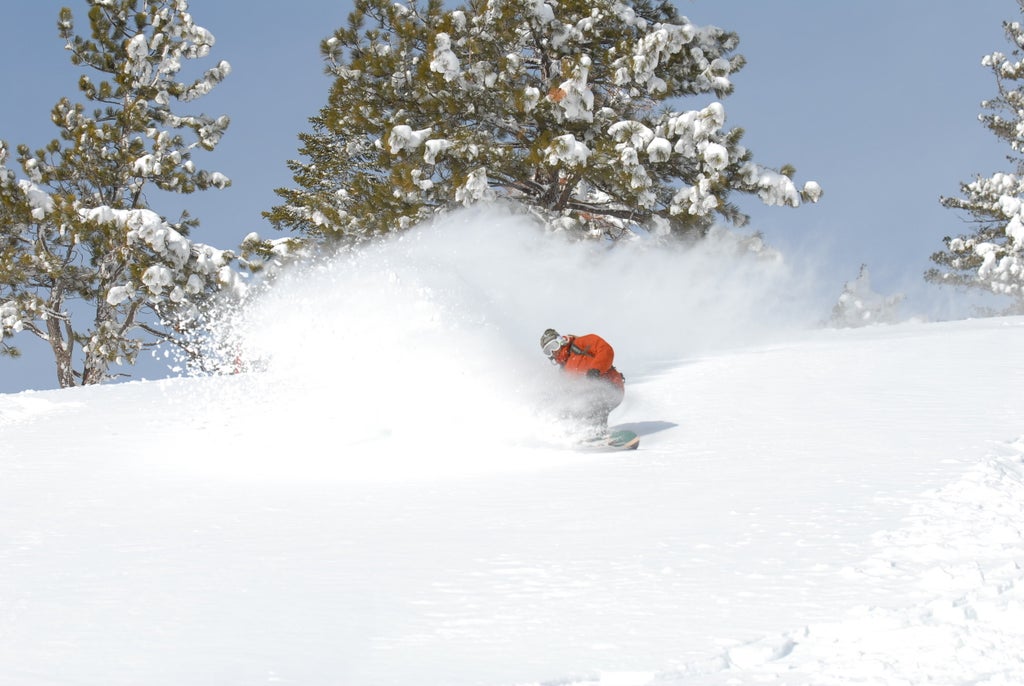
[0,0,244,387]
[266,0,820,246]
[830,264,904,328]
[929,0,1024,312]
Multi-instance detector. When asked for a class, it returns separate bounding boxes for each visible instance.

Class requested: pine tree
[265,0,821,246]
[830,264,904,328]
[928,0,1024,313]
[0,1,244,387]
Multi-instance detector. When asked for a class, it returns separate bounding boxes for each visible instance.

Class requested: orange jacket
[551,333,625,390]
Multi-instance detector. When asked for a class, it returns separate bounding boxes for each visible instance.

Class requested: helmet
[540,328,566,357]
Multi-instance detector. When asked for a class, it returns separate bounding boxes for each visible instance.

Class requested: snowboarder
[540,328,625,436]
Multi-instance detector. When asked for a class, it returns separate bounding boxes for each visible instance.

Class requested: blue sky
[0,0,1016,392]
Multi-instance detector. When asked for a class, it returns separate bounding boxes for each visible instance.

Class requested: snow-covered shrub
[831,265,905,328]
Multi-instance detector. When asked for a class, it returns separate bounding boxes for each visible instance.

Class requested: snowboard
[577,429,640,451]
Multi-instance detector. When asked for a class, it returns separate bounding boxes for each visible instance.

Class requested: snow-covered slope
[2,212,1023,685]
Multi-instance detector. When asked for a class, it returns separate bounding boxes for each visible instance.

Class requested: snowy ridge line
[536,438,1024,686]
[0,395,80,427]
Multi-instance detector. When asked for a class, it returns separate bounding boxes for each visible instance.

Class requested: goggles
[543,335,567,357]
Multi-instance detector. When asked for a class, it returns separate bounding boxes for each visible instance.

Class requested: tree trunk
[46,305,76,388]
[82,288,117,386]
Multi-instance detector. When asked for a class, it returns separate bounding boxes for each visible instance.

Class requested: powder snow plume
[197,205,822,463]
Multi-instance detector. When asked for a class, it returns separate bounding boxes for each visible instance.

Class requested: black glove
[586,369,601,379]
